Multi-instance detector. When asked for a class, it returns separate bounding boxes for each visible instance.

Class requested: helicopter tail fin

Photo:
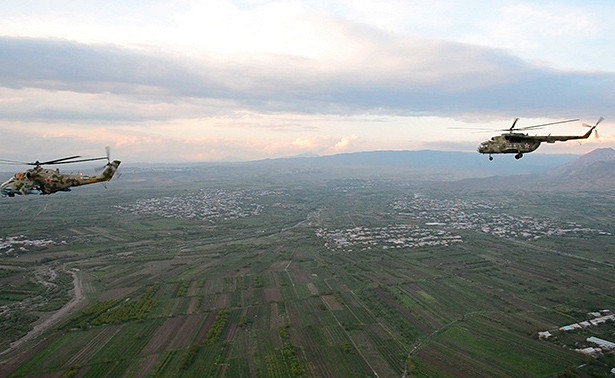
[99,160,121,181]
[582,126,596,139]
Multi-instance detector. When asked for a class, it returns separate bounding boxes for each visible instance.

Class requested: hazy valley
[1,149,615,377]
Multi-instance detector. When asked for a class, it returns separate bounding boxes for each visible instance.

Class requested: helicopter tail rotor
[582,117,603,139]
[95,146,113,173]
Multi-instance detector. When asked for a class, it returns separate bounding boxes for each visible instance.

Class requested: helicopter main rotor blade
[42,156,109,165]
[514,118,580,131]
[508,118,520,131]
[448,127,500,131]
[35,155,82,165]
[0,158,31,165]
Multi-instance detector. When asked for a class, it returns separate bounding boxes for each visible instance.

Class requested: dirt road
[0,268,86,359]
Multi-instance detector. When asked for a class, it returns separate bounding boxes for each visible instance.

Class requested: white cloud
[329,134,359,153]
[0,1,614,162]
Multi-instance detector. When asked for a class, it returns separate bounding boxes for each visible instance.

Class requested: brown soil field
[226,323,239,342]
[98,286,139,301]
[269,303,286,330]
[187,280,201,296]
[168,314,204,349]
[168,297,184,316]
[195,313,217,343]
[321,295,344,311]
[203,278,224,295]
[214,292,231,309]
[289,264,312,284]
[262,287,283,302]
[187,296,200,314]
[133,354,160,378]
[141,317,186,356]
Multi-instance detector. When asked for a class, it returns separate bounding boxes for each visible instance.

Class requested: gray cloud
[0,36,613,122]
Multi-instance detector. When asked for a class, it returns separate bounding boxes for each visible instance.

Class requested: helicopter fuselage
[478,125,596,159]
[478,133,541,156]
[1,160,121,196]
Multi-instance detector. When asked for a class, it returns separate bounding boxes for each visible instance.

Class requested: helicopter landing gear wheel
[514,152,523,159]
[488,155,493,161]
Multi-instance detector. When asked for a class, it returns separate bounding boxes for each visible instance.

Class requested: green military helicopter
[476,117,602,160]
[0,147,120,197]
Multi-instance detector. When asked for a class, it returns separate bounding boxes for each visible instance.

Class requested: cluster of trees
[73,285,159,327]
[279,325,305,375]
[181,345,200,370]
[1,312,39,349]
[205,308,229,344]
[253,276,264,288]
[175,280,189,297]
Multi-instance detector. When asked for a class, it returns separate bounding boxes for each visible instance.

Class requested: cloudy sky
[1,0,614,163]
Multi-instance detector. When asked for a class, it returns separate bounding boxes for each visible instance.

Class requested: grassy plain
[1,165,615,377]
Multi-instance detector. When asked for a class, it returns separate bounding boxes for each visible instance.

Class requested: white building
[587,337,615,351]
[538,331,552,339]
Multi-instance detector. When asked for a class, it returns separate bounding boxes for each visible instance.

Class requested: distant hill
[244,150,577,181]
[451,148,615,192]
[545,148,615,190]
[549,148,615,176]
[112,149,581,187]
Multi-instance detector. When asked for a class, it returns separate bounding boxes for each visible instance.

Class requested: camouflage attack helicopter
[0,148,120,197]
[477,117,603,160]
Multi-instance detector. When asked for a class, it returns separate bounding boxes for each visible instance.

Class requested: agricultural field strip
[346,288,410,361]
[63,325,123,367]
[283,255,300,300]
[318,276,386,376]
[406,309,516,358]
[509,238,615,268]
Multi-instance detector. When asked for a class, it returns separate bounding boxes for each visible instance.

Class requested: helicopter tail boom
[70,160,121,188]
[582,126,596,139]
[90,160,121,183]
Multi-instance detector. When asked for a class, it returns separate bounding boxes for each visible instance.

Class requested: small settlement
[539,310,615,358]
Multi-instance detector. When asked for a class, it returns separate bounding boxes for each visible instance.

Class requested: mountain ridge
[451,147,615,192]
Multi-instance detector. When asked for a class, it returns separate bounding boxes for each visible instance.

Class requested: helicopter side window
[26,172,32,179]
